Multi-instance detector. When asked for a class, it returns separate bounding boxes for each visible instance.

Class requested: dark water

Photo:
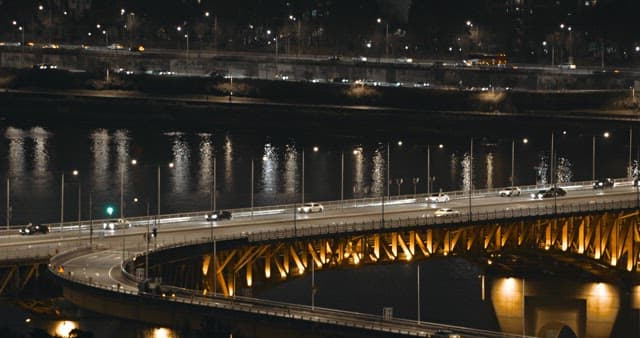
[0,119,633,226]
[0,113,636,337]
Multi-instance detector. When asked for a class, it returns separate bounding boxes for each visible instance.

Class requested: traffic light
[152,227,157,238]
[106,205,115,217]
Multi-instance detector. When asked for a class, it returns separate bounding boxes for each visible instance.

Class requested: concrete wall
[491,277,619,338]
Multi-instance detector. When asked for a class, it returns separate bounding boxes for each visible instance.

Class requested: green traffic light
[106,206,115,216]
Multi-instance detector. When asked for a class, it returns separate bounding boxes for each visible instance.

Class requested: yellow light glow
[247,275,253,286]
[152,327,173,338]
[54,320,78,337]
[610,257,617,266]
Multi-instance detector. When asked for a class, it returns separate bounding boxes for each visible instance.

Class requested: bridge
[4,179,640,337]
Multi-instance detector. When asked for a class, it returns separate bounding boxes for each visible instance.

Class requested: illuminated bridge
[43,181,640,338]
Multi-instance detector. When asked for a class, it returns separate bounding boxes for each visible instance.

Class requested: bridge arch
[538,322,578,338]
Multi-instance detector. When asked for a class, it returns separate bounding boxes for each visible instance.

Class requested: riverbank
[0,86,637,137]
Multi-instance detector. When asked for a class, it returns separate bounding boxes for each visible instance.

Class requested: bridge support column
[491,277,618,338]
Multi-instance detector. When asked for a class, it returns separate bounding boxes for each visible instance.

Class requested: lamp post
[592,132,610,181]
[251,158,255,218]
[511,138,528,187]
[134,197,150,280]
[376,18,389,59]
[89,190,93,246]
[340,150,344,209]
[211,155,217,212]
[427,144,444,195]
[205,11,218,51]
[73,170,80,233]
[417,264,421,324]
[156,162,174,222]
[395,178,403,195]
[5,177,10,230]
[102,30,108,46]
[120,159,137,219]
[301,146,319,204]
[468,138,473,222]
[412,177,419,197]
[60,172,64,237]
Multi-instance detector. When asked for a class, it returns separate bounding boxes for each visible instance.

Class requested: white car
[498,187,521,197]
[102,218,131,230]
[434,208,460,217]
[427,193,450,203]
[297,202,324,213]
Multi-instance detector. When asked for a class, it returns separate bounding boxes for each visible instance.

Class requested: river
[0,111,636,337]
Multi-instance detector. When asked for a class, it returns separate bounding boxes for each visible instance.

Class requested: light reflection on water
[0,124,630,225]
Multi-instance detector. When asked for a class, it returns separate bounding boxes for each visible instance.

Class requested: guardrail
[50,246,536,338]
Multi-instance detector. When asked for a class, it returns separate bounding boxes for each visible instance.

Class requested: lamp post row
[2,132,636,231]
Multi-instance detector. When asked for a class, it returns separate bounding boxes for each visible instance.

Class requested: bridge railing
[244,197,638,242]
[40,176,635,235]
[50,244,534,338]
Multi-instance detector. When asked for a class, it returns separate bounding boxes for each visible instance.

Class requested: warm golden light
[152,327,174,338]
[54,320,78,337]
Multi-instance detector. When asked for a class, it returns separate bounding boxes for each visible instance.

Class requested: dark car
[593,178,614,189]
[19,223,49,235]
[531,187,566,199]
[205,210,232,222]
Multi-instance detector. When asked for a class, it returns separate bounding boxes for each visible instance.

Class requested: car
[129,45,144,52]
[107,43,125,50]
[413,82,431,88]
[352,56,368,63]
[434,208,460,217]
[297,202,324,213]
[427,193,450,203]
[102,218,131,230]
[205,210,232,221]
[32,63,57,70]
[19,223,49,235]
[396,57,413,63]
[41,43,60,49]
[531,187,567,199]
[558,63,576,70]
[593,178,614,189]
[499,186,521,197]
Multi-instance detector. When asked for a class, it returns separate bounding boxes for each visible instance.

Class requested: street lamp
[134,197,150,280]
[412,177,419,197]
[301,146,319,204]
[73,170,81,233]
[156,162,174,220]
[102,29,109,46]
[468,138,474,222]
[60,171,64,237]
[395,178,403,195]
[376,17,389,59]
[427,144,444,195]
[511,138,528,186]
[592,131,610,181]
[386,140,403,198]
[120,159,137,219]
[5,177,10,230]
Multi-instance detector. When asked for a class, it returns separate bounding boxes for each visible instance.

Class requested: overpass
[31,179,640,338]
